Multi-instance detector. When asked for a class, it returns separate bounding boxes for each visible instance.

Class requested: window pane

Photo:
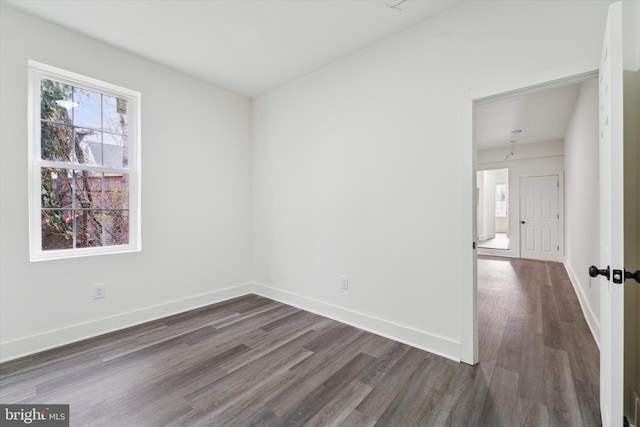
[496,201,507,217]
[104,210,129,246]
[104,173,128,209]
[73,88,102,129]
[32,63,139,259]
[41,168,73,209]
[41,122,73,162]
[103,95,128,135]
[41,79,73,124]
[75,210,103,248]
[74,170,102,209]
[74,128,101,165]
[495,184,507,216]
[103,133,127,168]
[42,210,73,250]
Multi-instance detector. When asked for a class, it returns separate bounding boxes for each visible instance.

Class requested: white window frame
[28,61,142,261]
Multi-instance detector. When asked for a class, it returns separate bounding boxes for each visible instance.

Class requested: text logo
[1,405,69,426]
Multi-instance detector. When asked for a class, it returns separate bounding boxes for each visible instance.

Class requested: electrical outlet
[92,284,106,300]
[340,275,349,290]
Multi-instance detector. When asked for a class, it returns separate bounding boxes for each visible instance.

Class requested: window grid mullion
[72,167,77,249]
[100,94,105,247]
[39,119,126,138]
[38,160,129,175]
[101,172,106,246]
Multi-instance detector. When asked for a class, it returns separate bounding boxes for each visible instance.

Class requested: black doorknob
[521,221,525,224]
[589,265,610,280]
[625,270,640,283]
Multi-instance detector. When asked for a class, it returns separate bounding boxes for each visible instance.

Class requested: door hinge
[557,246,560,251]
[557,214,559,219]
[473,241,476,250]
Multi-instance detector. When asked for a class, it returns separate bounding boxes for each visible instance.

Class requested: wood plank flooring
[0,257,600,426]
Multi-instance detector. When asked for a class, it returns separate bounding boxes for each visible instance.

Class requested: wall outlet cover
[340,275,349,290]
[92,284,106,300]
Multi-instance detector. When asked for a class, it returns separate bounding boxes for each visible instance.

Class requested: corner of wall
[251,282,461,362]
[564,260,600,347]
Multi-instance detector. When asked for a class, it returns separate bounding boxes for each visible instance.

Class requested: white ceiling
[4,0,467,98]
[6,0,590,147]
[475,83,583,150]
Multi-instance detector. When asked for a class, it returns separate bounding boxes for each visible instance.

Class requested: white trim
[477,248,518,258]
[458,85,477,365]
[29,60,141,101]
[27,60,142,262]
[252,283,461,362]
[0,282,256,363]
[0,282,461,364]
[564,260,601,347]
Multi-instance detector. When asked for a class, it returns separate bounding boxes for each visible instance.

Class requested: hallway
[475,256,600,425]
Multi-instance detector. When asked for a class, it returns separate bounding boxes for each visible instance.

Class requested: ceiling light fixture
[504,140,516,161]
[387,0,409,11]
[511,129,522,134]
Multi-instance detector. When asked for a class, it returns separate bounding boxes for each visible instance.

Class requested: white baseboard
[564,261,600,347]
[0,282,255,363]
[1,281,461,364]
[252,282,460,362]
[477,248,518,258]
[478,234,495,241]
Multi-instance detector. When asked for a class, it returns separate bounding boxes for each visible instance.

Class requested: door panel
[519,175,559,261]
[598,3,625,425]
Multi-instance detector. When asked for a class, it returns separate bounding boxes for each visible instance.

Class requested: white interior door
[597,3,625,426]
[519,175,559,261]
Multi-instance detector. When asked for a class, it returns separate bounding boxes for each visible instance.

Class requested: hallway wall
[563,78,600,342]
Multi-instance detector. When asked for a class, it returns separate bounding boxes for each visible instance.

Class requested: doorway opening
[477,168,509,251]
[465,71,599,368]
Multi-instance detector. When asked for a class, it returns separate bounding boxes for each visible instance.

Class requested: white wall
[0,5,252,361]
[563,79,600,343]
[0,1,614,363]
[251,1,611,360]
[478,141,565,259]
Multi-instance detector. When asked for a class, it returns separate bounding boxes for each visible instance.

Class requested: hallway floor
[476,256,600,426]
[478,232,510,250]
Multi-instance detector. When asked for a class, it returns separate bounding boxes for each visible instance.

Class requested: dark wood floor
[0,257,600,426]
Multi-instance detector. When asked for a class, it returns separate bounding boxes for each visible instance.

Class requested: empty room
[1,1,639,426]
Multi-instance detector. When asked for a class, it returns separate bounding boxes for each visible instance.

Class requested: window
[28,61,141,261]
[495,184,507,217]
